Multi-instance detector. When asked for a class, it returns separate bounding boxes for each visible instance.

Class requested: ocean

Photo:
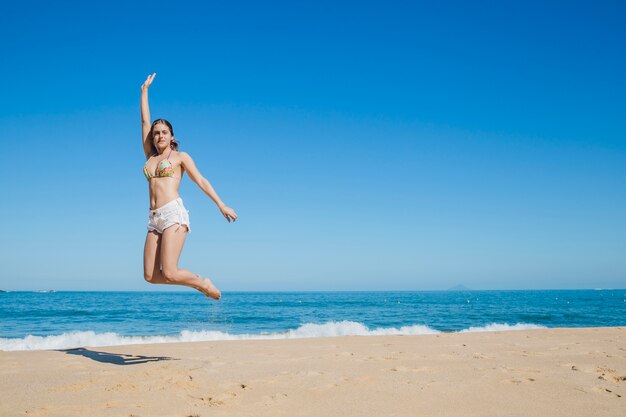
[1,290,624,351]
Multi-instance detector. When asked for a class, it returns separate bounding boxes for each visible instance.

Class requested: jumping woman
[141,73,237,300]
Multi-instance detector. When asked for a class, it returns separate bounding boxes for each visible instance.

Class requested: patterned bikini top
[143,149,176,181]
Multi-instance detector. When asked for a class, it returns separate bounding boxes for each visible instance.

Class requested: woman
[141,73,237,300]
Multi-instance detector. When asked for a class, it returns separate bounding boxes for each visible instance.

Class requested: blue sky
[1,1,624,291]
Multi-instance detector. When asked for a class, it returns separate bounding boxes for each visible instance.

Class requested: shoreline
[1,327,624,416]
[0,321,625,352]
[1,321,553,352]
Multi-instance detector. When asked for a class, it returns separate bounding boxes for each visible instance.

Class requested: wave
[458,323,546,332]
[0,321,546,351]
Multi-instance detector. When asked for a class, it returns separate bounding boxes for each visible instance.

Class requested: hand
[219,205,238,223]
[141,73,156,90]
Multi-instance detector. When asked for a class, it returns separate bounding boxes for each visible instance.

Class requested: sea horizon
[2,287,624,292]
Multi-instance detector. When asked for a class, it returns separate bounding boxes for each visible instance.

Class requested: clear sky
[1,1,624,291]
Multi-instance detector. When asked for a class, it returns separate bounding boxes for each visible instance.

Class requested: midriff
[147,176,182,209]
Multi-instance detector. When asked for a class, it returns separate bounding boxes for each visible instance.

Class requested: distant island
[447,284,472,291]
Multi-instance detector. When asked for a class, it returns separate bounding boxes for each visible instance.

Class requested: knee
[144,268,161,283]
[161,268,178,282]
[144,271,155,283]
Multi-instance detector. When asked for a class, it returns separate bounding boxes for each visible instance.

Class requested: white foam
[0,321,546,351]
[459,323,547,333]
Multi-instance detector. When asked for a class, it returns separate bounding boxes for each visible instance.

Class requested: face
[152,123,172,149]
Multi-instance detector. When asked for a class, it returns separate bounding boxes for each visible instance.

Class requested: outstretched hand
[219,205,238,223]
[141,73,156,90]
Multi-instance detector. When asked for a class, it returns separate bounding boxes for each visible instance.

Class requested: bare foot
[199,277,221,300]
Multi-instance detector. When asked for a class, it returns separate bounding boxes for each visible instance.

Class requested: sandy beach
[1,327,624,417]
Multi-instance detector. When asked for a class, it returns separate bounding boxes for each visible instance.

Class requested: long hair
[150,119,179,154]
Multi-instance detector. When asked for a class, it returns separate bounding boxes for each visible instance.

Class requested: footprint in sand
[201,396,226,407]
[591,386,623,398]
[388,366,432,374]
[501,378,535,384]
[500,366,541,374]
[594,366,626,383]
[164,376,198,391]
[262,393,289,406]
[105,381,138,392]
[504,378,523,385]
[188,392,237,407]
[561,363,580,371]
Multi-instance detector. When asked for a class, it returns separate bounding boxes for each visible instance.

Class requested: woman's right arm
[141,73,156,159]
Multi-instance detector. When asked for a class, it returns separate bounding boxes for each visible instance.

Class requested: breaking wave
[0,321,547,351]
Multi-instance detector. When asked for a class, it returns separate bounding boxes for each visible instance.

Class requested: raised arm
[180,152,238,223]
[140,73,156,159]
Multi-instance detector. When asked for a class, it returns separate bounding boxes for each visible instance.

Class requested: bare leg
[160,224,222,300]
[144,230,167,283]
[143,228,221,299]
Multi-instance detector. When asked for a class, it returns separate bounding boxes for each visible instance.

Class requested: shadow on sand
[57,348,179,365]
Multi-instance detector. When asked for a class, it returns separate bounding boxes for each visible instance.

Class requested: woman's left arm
[179,152,238,222]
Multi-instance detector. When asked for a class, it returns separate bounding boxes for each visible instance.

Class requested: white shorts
[147,197,190,234]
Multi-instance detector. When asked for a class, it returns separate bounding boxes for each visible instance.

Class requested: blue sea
[1,290,624,351]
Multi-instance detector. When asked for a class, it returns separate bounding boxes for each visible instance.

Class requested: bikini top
[143,149,176,181]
